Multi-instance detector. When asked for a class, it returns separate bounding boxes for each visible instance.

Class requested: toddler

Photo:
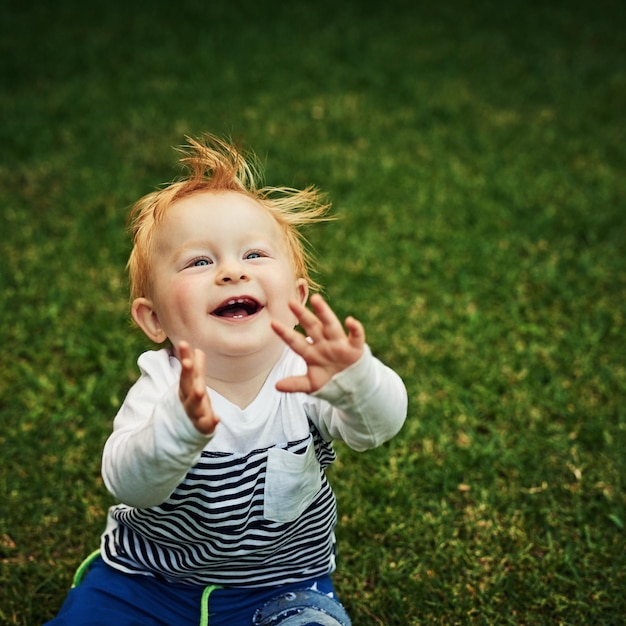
[47,134,407,625]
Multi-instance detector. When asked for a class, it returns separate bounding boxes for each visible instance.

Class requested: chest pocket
[264,440,322,523]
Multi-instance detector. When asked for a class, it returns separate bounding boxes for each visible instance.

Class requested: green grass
[1,0,625,623]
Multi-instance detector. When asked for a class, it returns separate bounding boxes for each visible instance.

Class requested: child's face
[133,191,308,365]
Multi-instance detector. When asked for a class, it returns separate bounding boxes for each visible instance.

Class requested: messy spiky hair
[127,134,332,301]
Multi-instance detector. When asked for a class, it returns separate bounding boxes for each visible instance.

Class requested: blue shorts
[46,556,351,625]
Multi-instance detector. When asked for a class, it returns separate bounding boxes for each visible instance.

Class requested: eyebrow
[167,241,213,263]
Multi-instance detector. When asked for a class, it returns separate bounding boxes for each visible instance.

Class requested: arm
[101,349,216,508]
[272,294,407,450]
[310,344,407,450]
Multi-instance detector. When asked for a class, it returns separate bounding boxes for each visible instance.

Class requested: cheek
[159,280,200,326]
[274,282,304,326]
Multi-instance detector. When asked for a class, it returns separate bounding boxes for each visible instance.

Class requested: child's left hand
[271,293,365,394]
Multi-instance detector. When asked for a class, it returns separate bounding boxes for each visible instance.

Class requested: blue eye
[191,258,211,267]
[246,251,264,260]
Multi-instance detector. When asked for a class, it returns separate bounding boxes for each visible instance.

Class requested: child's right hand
[178,341,219,435]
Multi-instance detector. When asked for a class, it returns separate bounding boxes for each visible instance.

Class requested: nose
[216,260,249,284]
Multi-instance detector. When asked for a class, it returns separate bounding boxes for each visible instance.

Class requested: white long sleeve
[102,352,212,508]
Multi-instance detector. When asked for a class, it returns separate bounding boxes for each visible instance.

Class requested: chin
[217,336,284,360]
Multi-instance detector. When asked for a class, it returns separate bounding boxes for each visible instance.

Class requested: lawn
[1,0,625,624]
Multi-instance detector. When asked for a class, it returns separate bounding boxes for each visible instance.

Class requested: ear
[296,278,309,306]
[131,297,168,343]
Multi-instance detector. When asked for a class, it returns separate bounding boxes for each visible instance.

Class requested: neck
[204,347,284,409]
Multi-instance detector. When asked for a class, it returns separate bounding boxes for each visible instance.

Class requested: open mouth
[211,297,262,319]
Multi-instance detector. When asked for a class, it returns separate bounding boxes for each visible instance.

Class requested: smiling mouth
[211,297,263,319]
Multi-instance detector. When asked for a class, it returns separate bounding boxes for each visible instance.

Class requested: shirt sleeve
[101,350,213,508]
[308,345,408,451]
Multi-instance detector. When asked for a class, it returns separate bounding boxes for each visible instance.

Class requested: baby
[47,134,407,626]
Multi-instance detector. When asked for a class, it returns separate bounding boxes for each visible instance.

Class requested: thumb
[275,375,314,394]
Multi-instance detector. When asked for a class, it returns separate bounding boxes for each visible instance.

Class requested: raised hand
[177,341,219,435]
[271,293,365,394]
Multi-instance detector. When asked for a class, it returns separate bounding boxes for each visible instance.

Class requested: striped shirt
[101,346,407,587]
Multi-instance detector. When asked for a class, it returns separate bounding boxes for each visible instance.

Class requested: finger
[285,298,332,345]
[187,395,216,431]
[287,299,325,340]
[179,344,205,399]
[195,413,220,436]
[271,319,315,355]
[275,375,314,394]
[179,355,196,399]
[308,294,347,339]
[192,349,207,394]
[345,316,366,349]
[178,340,193,366]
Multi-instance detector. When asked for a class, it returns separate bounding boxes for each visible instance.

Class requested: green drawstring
[71,549,102,588]
[199,585,222,626]
[71,548,221,625]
